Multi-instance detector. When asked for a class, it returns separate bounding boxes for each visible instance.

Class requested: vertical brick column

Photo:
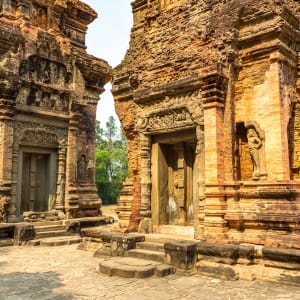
[201,65,229,238]
[264,52,291,180]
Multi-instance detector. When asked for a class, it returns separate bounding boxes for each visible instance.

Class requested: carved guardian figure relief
[245,121,267,181]
[247,128,262,180]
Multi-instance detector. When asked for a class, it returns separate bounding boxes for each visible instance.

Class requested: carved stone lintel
[22,129,58,145]
[16,121,67,145]
[136,107,195,133]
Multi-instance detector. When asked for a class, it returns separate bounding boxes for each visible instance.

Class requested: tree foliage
[95,117,128,204]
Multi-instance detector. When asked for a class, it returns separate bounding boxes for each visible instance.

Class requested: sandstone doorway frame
[150,130,197,230]
[16,146,57,218]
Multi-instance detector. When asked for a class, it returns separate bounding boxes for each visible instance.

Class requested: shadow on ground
[0,247,11,267]
[0,271,74,299]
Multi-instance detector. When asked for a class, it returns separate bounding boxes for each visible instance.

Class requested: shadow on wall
[0,271,73,299]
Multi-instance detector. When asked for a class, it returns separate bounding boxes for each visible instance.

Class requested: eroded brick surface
[0,1,112,221]
[113,0,300,249]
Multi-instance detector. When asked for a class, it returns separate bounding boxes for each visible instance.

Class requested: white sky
[83,0,133,126]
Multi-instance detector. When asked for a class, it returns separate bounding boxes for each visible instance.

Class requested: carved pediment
[136,107,194,133]
[16,121,67,147]
[135,90,203,133]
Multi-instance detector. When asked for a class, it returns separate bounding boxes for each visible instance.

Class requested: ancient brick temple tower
[113,0,300,248]
[0,0,111,222]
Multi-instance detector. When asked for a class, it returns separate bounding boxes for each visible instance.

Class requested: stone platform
[0,216,114,247]
[77,225,300,285]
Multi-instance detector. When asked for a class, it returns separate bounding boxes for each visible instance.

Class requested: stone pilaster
[65,106,80,218]
[0,74,19,222]
[194,124,205,239]
[201,65,229,238]
[263,52,293,181]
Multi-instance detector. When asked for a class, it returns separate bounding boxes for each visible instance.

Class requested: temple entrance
[21,153,50,213]
[16,148,58,218]
[151,131,196,228]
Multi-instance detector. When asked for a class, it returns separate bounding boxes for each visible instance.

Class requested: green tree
[95,117,128,204]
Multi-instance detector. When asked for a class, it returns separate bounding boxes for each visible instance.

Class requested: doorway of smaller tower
[16,147,57,218]
[151,130,196,228]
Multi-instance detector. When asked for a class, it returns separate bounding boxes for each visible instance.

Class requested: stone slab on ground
[144,233,197,244]
[99,257,174,278]
[136,241,165,252]
[28,236,82,247]
[0,239,13,247]
[127,248,165,263]
[65,216,114,227]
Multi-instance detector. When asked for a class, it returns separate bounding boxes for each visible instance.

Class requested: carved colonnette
[0,0,112,222]
[113,0,300,249]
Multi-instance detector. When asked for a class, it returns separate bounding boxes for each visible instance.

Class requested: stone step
[0,232,10,238]
[136,241,165,252]
[0,238,14,247]
[34,225,66,233]
[145,233,196,244]
[153,225,195,239]
[28,236,82,247]
[0,224,15,239]
[127,249,165,263]
[99,257,175,278]
[34,229,69,239]
[26,220,63,226]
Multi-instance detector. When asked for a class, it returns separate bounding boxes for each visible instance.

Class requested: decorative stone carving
[15,121,67,145]
[32,4,47,29]
[77,155,87,181]
[22,130,58,145]
[135,91,203,134]
[245,121,267,181]
[17,89,69,112]
[19,56,71,86]
[136,107,193,133]
[1,0,16,13]
[0,0,112,222]
[247,128,262,180]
